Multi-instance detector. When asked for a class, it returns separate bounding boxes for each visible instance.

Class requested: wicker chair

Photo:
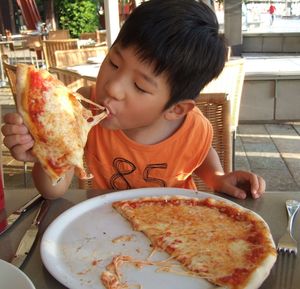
[54,46,107,91]
[192,92,232,192]
[42,39,79,69]
[78,93,232,191]
[202,58,245,168]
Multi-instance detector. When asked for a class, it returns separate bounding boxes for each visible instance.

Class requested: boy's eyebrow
[137,69,158,88]
[114,46,158,88]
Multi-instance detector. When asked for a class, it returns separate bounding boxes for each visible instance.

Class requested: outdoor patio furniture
[42,39,79,69]
[202,58,245,169]
[7,39,29,64]
[53,46,107,91]
[47,30,70,40]
[26,35,44,68]
[79,30,107,45]
[192,92,232,192]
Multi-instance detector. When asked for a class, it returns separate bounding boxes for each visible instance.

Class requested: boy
[2,0,265,200]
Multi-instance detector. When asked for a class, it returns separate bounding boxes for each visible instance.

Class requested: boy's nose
[105,78,125,101]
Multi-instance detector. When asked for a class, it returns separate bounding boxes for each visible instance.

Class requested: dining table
[50,63,100,83]
[0,188,299,289]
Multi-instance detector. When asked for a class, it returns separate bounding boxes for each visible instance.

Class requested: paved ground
[236,123,300,191]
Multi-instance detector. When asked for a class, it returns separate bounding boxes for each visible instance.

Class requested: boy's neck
[122,115,186,145]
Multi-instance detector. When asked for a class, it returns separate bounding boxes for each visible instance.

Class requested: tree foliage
[55,0,100,38]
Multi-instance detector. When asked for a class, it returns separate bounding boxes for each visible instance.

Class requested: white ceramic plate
[0,259,35,289]
[40,188,248,289]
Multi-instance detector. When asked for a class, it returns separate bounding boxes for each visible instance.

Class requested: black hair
[114,0,227,108]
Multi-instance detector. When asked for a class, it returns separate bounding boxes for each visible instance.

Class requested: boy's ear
[164,99,195,120]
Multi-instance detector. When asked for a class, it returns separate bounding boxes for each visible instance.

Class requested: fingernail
[240,193,246,199]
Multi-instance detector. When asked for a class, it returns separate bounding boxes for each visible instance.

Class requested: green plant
[56,0,100,38]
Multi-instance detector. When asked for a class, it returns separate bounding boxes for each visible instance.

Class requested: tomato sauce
[218,267,250,287]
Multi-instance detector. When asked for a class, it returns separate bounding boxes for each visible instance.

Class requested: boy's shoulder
[191,106,211,125]
[183,107,213,137]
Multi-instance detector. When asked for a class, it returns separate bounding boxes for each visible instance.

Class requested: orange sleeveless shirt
[85,89,213,190]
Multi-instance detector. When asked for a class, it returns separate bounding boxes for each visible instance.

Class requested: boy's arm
[194,147,224,190]
[194,147,265,199]
[32,162,74,199]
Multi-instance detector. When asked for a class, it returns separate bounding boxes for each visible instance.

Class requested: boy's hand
[1,112,37,162]
[213,171,266,200]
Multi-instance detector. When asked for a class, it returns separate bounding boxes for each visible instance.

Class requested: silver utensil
[10,200,49,268]
[0,194,43,235]
[277,200,300,254]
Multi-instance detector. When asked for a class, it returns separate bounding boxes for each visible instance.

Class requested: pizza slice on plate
[110,195,277,289]
[16,64,108,185]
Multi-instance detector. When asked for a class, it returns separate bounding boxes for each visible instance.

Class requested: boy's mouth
[102,104,113,116]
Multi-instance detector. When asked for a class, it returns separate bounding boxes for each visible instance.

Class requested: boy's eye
[135,83,147,93]
[109,59,118,68]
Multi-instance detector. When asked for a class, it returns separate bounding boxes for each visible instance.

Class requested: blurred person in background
[268,2,276,25]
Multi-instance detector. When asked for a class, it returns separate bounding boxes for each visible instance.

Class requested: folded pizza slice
[16,64,108,185]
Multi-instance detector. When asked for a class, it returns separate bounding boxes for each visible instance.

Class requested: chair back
[42,39,79,68]
[2,55,17,101]
[192,92,232,192]
[202,58,245,132]
[97,30,106,44]
[55,46,107,67]
[48,30,70,40]
[26,35,44,67]
[79,31,106,46]
[54,46,107,91]
[79,32,97,41]
[26,35,43,50]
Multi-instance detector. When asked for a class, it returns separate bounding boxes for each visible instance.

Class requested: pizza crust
[16,64,30,123]
[243,254,277,289]
[15,64,108,185]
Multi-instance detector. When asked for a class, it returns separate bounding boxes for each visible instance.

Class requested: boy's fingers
[234,171,266,199]
[1,123,29,136]
[11,140,36,162]
[3,134,33,149]
[12,141,34,156]
[223,183,247,199]
[247,174,265,199]
[3,113,23,125]
[252,176,266,199]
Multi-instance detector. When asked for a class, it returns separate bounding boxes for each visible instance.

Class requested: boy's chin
[99,119,120,130]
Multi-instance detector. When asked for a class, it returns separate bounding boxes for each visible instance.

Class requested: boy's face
[95,44,171,131]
